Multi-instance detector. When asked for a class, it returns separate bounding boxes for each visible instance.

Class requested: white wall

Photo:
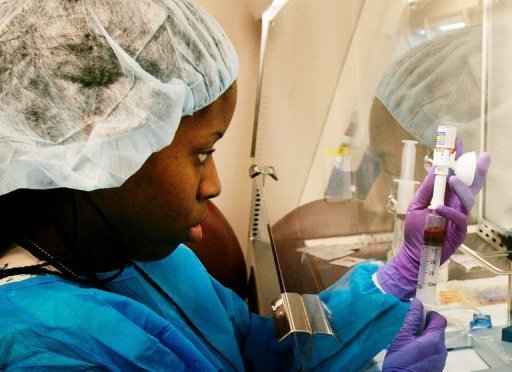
[484,1,512,230]
[301,0,408,204]
[254,0,365,224]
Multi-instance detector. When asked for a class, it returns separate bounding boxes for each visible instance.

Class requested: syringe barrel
[424,213,447,244]
[416,213,447,307]
[395,140,418,214]
[400,140,418,181]
[416,242,442,307]
[396,179,417,214]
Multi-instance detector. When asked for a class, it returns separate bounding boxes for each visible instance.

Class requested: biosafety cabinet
[248,1,512,370]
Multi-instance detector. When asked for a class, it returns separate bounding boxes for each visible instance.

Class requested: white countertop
[446,349,488,371]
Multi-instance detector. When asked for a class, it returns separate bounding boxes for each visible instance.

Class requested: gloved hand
[377,149,491,299]
[382,299,447,372]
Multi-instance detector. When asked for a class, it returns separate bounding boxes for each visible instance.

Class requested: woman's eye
[197,149,215,164]
[197,153,208,164]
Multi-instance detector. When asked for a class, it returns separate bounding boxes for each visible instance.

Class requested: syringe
[416,213,447,306]
[389,140,418,258]
[415,125,457,309]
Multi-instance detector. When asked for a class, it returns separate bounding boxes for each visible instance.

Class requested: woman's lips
[187,224,203,243]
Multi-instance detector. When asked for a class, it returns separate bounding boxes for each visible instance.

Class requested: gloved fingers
[408,170,435,211]
[401,299,424,336]
[469,152,491,195]
[435,205,468,232]
[423,311,447,333]
[388,299,424,352]
[448,176,475,212]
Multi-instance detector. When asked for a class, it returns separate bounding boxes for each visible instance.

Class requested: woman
[0,1,488,371]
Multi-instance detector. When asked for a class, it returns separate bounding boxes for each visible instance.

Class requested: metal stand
[248,164,335,342]
[458,222,512,326]
[272,293,334,342]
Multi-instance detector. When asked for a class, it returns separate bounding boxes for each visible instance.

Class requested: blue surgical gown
[0,245,409,371]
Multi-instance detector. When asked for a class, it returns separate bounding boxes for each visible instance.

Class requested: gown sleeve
[210,262,410,372]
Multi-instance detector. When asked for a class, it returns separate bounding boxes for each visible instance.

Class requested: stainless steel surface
[458,227,512,276]
[459,245,512,276]
[251,239,281,315]
[477,223,509,251]
[509,268,512,326]
[472,327,512,368]
[248,165,277,241]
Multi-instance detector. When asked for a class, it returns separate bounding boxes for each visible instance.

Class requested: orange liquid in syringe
[424,226,446,246]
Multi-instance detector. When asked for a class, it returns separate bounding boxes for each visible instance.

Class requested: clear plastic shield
[248,0,512,369]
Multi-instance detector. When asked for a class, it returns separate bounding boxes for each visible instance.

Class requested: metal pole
[508,262,512,326]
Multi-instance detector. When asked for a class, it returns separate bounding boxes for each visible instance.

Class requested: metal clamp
[249,164,278,181]
[272,292,334,342]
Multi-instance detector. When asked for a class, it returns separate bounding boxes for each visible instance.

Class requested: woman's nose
[199,160,221,200]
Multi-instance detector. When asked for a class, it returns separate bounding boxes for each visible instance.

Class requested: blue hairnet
[0,0,239,196]
[376,26,481,149]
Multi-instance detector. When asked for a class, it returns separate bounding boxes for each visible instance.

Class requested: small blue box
[502,326,512,343]
[470,313,492,331]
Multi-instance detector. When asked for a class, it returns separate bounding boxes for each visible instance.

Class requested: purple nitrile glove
[376,147,491,299]
[383,299,447,372]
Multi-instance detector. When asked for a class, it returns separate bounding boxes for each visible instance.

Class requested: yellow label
[326,144,350,157]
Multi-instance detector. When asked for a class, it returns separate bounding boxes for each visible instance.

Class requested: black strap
[13,238,125,286]
[1,191,126,286]
[0,263,56,280]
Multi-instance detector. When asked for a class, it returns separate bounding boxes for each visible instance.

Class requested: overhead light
[262,0,289,22]
[439,22,466,32]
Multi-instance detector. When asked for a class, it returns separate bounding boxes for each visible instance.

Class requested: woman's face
[97,83,238,261]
